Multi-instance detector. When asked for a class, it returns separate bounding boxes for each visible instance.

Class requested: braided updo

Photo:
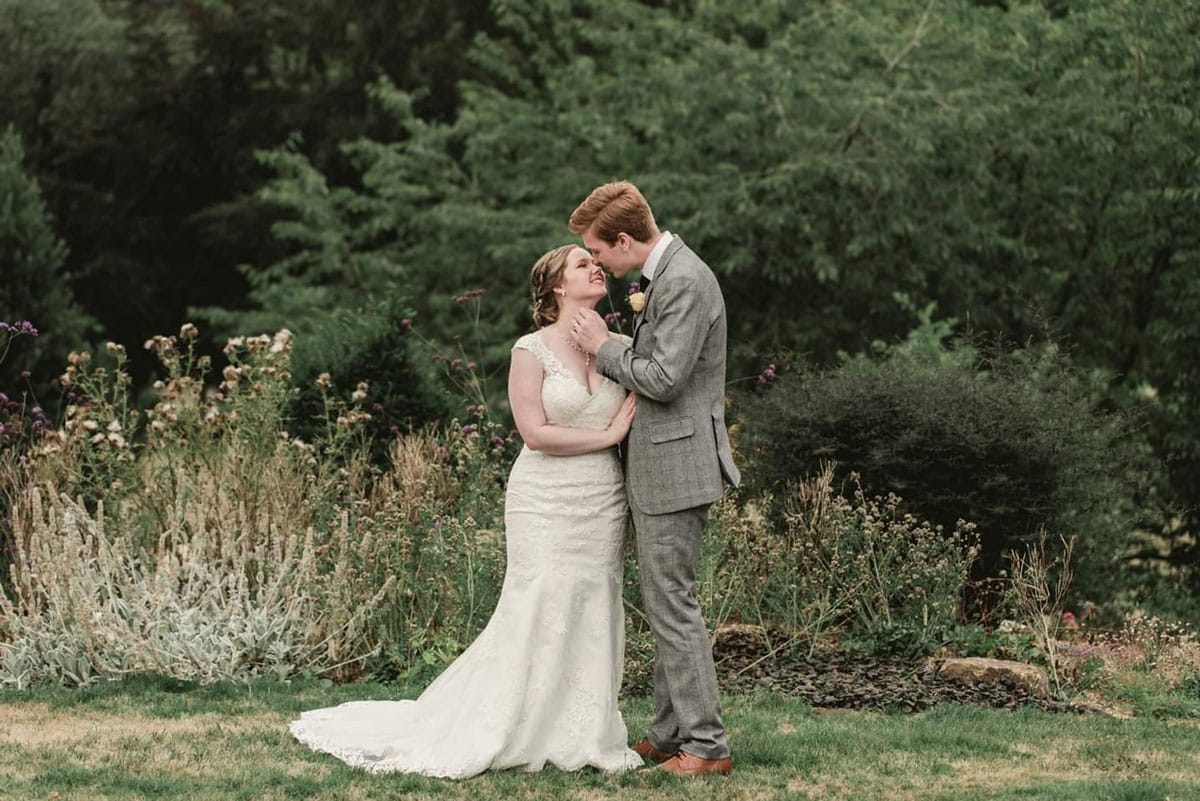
[529,244,578,328]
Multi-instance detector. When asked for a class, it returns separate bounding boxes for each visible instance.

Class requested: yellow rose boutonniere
[627,281,647,313]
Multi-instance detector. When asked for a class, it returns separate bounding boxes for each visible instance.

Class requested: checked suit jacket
[596,237,740,515]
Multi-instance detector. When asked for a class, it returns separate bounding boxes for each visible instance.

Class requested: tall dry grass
[0,327,509,688]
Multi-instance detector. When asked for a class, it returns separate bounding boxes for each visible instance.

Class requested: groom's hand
[570,308,610,355]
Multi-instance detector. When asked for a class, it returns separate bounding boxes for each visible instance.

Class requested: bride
[290,244,641,778]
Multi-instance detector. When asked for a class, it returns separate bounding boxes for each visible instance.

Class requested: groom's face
[582,230,637,279]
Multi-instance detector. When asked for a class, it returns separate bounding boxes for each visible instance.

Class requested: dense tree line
[2,0,1198,600]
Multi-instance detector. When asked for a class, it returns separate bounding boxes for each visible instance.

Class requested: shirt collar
[640,231,674,284]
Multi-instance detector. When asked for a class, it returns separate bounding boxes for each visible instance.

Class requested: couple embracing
[291,181,741,779]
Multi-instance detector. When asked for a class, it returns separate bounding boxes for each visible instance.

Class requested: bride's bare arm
[509,349,634,456]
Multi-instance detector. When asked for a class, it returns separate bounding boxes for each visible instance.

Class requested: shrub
[285,299,456,459]
[736,333,1140,602]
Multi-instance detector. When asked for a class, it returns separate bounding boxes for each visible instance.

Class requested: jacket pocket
[648,416,695,444]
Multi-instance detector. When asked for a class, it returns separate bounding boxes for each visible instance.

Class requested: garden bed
[622,626,1097,716]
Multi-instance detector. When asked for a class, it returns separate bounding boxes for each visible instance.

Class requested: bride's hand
[608,393,636,445]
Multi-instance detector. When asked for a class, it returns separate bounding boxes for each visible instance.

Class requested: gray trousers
[631,503,729,760]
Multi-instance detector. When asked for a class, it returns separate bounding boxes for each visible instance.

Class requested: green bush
[285,299,457,457]
[736,331,1142,603]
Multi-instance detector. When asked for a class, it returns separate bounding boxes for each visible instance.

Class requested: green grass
[1,677,1198,800]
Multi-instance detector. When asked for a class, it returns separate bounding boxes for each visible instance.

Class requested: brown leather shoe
[656,750,733,777]
[632,737,676,764]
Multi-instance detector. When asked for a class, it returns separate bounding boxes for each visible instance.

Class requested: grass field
[1,676,1198,801]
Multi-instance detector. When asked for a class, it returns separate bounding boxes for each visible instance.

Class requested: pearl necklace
[560,331,591,368]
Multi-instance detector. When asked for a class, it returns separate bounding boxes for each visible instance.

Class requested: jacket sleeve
[596,273,713,403]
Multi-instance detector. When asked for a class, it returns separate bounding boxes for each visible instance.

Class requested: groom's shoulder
[665,240,720,285]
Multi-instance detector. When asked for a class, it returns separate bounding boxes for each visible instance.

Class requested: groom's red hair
[569,181,658,244]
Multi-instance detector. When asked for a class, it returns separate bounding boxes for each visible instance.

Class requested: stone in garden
[928,656,1051,699]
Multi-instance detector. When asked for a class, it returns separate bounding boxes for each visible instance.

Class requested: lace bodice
[512,332,626,430]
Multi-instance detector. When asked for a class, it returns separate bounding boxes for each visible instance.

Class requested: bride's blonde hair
[530,244,577,327]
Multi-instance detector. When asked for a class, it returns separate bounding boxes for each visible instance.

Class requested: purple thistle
[755,363,778,385]
[0,321,38,337]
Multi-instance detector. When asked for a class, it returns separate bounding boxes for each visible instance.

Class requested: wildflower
[0,320,37,336]
[603,311,624,325]
[315,372,332,390]
[180,323,199,340]
[223,336,245,355]
[144,335,174,354]
[270,328,292,354]
[82,420,99,431]
[754,363,777,385]
[352,381,369,403]
[452,288,486,303]
[400,318,412,329]
[105,342,126,357]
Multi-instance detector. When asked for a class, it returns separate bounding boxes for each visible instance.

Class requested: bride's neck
[551,299,596,327]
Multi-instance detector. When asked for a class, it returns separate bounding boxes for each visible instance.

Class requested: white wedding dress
[290,331,641,778]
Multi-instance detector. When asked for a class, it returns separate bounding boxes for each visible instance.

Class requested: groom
[568,181,740,777]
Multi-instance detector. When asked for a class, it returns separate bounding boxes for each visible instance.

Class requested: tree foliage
[4,0,1200,597]
[0,127,94,385]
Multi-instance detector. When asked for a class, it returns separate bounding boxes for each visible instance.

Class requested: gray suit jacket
[597,237,740,515]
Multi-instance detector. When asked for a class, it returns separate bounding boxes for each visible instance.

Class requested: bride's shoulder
[512,330,547,356]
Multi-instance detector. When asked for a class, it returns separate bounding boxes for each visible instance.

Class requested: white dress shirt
[640,231,674,284]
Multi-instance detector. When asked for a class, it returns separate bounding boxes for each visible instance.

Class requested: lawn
[1,677,1197,801]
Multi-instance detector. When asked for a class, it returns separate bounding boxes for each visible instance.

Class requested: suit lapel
[632,237,686,347]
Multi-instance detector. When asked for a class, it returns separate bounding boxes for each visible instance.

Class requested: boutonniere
[626,281,646,313]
